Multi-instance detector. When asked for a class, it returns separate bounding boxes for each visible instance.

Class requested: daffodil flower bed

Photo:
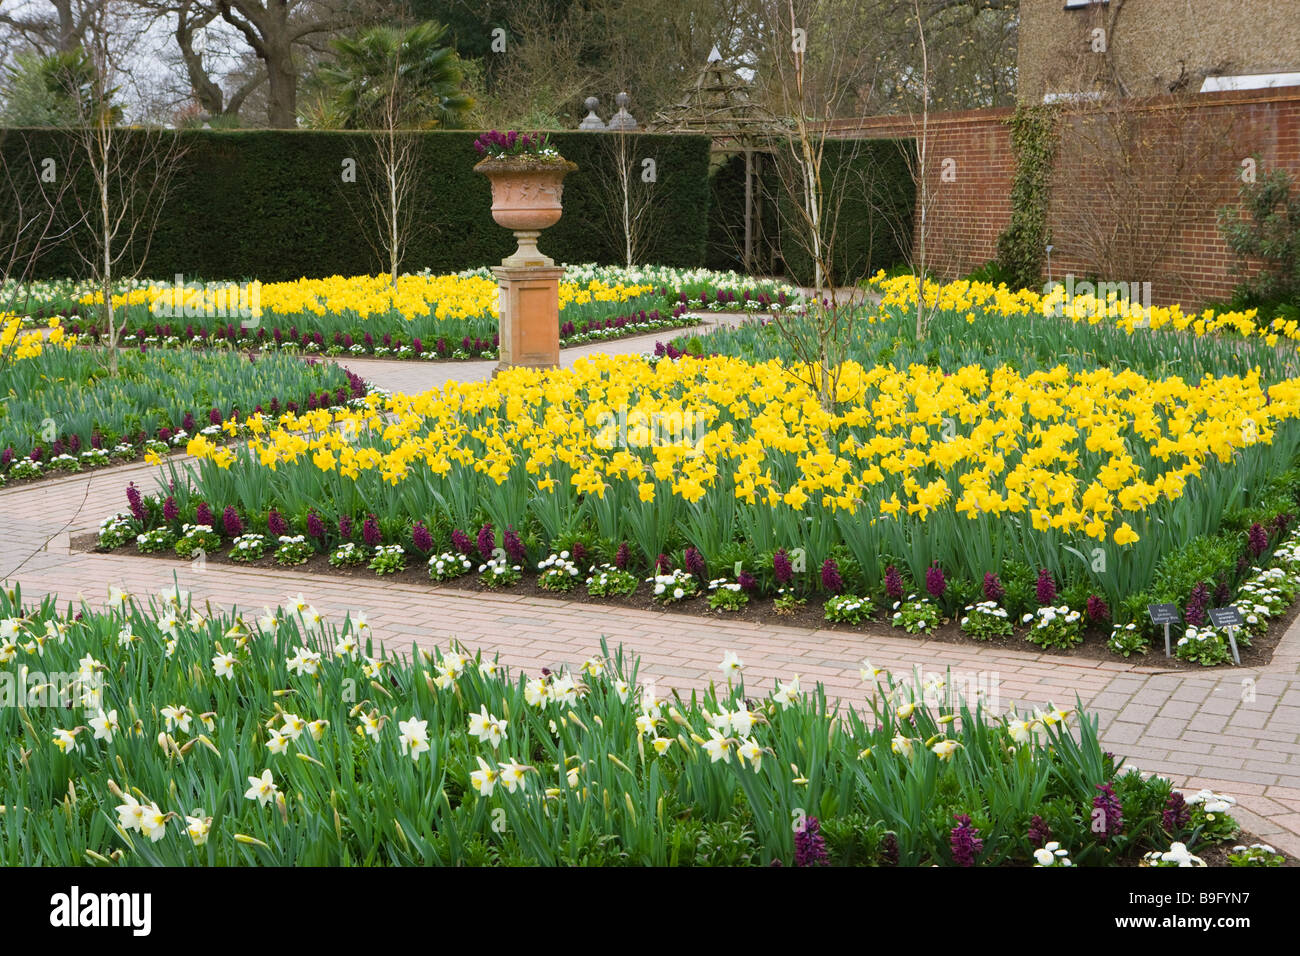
[871,272,1300,354]
[60,266,797,361]
[0,583,1270,866]
[0,315,365,486]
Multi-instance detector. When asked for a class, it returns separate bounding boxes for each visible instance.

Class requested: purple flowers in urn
[473,129,559,161]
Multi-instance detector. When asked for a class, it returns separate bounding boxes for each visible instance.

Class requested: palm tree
[309,21,474,130]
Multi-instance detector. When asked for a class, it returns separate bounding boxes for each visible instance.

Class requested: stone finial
[608,91,637,130]
[579,96,606,130]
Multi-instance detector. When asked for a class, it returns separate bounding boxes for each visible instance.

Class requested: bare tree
[53,0,188,371]
[0,127,85,370]
[590,118,671,268]
[752,0,907,409]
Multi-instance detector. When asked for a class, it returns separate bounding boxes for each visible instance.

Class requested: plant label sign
[1207,607,1244,666]
[1147,603,1180,625]
[1208,607,1243,629]
[1148,603,1180,657]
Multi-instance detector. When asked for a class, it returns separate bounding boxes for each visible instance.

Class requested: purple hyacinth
[656,553,672,574]
[268,508,288,536]
[1086,594,1110,623]
[1185,582,1209,626]
[1092,783,1124,840]
[774,548,793,585]
[307,511,325,540]
[685,546,707,580]
[196,502,214,527]
[925,563,946,600]
[983,572,1004,603]
[1247,522,1268,557]
[880,832,899,866]
[614,541,630,570]
[162,495,179,523]
[1035,569,1057,606]
[1162,791,1190,832]
[477,524,495,560]
[338,514,353,539]
[821,558,843,594]
[412,521,434,553]
[950,814,984,867]
[125,482,146,522]
[222,506,243,537]
[503,526,526,563]
[571,540,587,566]
[738,570,757,592]
[1213,577,1232,606]
[794,816,829,867]
[451,529,473,556]
[1027,814,1052,849]
[885,565,904,601]
[362,514,381,547]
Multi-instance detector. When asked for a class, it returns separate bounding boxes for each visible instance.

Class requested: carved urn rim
[473,156,578,176]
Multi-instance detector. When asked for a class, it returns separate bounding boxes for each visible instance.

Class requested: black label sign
[1208,606,1244,629]
[1147,603,1180,625]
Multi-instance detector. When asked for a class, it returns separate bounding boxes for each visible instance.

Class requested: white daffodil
[116,794,146,831]
[931,739,960,760]
[89,709,119,743]
[470,756,499,796]
[280,713,306,740]
[772,675,801,709]
[498,760,530,793]
[737,737,763,771]
[139,803,168,842]
[185,814,212,846]
[398,716,430,762]
[160,704,193,734]
[700,729,733,764]
[468,706,507,749]
[212,652,237,679]
[719,651,744,675]
[265,729,290,755]
[244,769,278,806]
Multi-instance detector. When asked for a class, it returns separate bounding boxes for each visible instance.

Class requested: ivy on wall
[996,103,1060,290]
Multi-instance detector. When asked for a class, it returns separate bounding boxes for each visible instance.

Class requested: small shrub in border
[959,601,1012,641]
[824,594,872,625]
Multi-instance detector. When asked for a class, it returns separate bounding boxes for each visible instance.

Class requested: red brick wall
[825,88,1300,307]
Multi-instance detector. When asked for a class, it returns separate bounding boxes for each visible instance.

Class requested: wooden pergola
[650,48,781,273]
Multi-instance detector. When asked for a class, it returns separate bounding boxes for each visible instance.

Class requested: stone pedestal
[493,264,563,373]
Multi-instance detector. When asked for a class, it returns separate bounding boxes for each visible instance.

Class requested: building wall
[825,87,1300,307]
[1019,0,1300,102]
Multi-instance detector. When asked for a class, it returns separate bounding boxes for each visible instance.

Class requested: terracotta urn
[474,157,578,267]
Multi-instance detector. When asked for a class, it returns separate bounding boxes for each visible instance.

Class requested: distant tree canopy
[302,21,474,129]
[0,46,121,127]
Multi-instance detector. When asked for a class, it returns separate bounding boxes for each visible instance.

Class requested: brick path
[4,316,1298,855]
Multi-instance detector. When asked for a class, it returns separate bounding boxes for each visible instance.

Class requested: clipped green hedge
[773,137,916,286]
[0,128,713,280]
